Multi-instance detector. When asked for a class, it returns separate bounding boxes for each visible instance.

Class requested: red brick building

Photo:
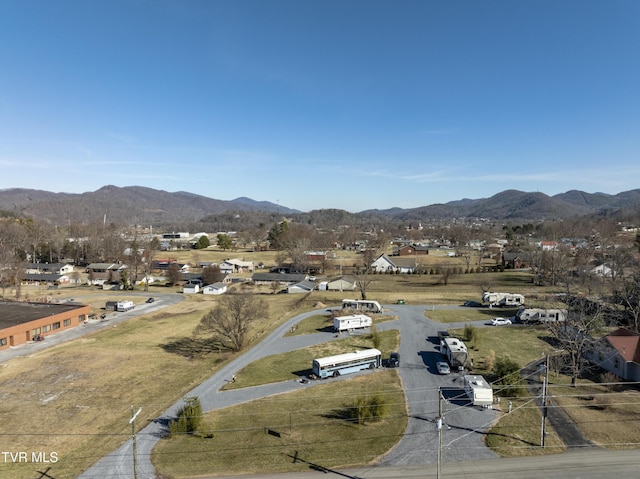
[0,301,91,350]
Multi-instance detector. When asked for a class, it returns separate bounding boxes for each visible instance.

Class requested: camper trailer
[481,292,525,308]
[333,314,373,333]
[341,299,384,314]
[115,301,135,312]
[464,375,493,407]
[441,337,468,368]
[515,308,566,324]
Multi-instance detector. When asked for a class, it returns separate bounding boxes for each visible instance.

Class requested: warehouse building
[0,301,91,350]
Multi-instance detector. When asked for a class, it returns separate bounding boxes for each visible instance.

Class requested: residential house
[591,263,613,278]
[251,273,307,286]
[220,259,254,274]
[371,254,418,273]
[22,273,69,286]
[25,263,74,275]
[587,328,640,382]
[86,263,128,286]
[395,244,429,256]
[502,252,533,269]
[202,282,227,295]
[150,260,190,273]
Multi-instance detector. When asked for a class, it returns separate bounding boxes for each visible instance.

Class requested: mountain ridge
[0,186,639,226]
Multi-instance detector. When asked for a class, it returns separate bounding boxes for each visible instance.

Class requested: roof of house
[222,259,253,267]
[23,273,66,281]
[606,328,640,363]
[26,263,71,270]
[289,280,316,291]
[87,263,119,270]
[327,275,356,284]
[252,273,307,282]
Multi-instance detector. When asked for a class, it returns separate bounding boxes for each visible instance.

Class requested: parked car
[389,352,400,367]
[436,361,451,375]
[463,300,483,307]
[491,317,512,326]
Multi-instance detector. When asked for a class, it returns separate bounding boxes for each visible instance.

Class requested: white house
[220,259,254,274]
[202,282,227,295]
[371,254,418,273]
[25,263,74,275]
[591,263,613,277]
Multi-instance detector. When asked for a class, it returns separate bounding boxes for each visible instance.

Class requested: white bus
[341,299,384,314]
[312,348,382,379]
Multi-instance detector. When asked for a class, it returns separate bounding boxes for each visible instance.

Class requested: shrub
[168,397,203,437]
[348,395,387,425]
[494,356,524,397]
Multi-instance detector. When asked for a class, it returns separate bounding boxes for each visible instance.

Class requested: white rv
[341,299,384,314]
[516,308,566,324]
[115,300,135,312]
[464,375,493,407]
[481,292,525,307]
[441,337,468,368]
[333,314,373,332]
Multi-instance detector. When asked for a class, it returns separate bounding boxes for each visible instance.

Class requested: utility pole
[130,406,142,479]
[437,388,443,479]
[540,354,549,447]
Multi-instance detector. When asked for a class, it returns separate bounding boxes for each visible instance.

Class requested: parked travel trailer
[115,300,135,312]
[481,292,525,307]
[341,299,384,314]
[464,375,493,407]
[333,314,373,332]
[515,308,567,324]
[441,337,468,368]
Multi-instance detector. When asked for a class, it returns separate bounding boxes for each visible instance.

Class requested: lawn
[425,307,521,324]
[223,330,400,389]
[152,370,408,478]
[285,312,398,336]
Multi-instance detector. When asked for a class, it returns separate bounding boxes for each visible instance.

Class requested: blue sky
[1,1,639,213]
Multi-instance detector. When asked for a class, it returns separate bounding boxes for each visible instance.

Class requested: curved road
[78,304,499,479]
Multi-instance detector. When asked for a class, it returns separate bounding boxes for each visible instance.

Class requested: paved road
[78,304,500,479]
[200,448,640,479]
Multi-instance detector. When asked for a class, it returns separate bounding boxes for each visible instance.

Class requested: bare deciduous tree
[167,263,183,286]
[194,294,269,352]
[548,296,605,386]
[202,264,224,285]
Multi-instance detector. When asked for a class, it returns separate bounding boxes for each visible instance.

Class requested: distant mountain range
[365,189,640,222]
[0,186,300,226]
[0,185,639,227]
